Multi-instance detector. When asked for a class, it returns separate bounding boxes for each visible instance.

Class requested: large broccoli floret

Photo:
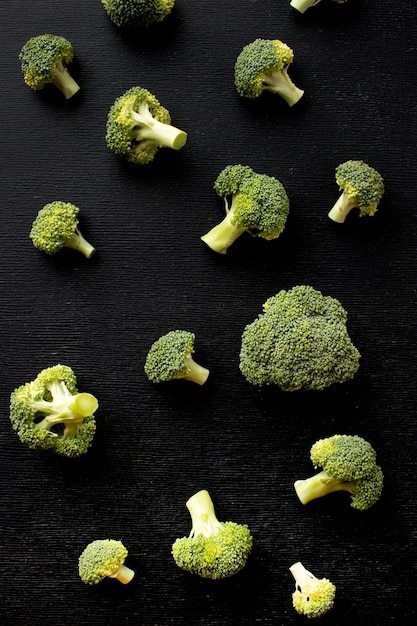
[240,285,360,391]
[19,34,80,99]
[79,539,135,585]
[294,434,384,510]
[328,160,385,223]
[144,330,209,385]
[10,365,98,457]
[172,489,253,580]
[101,0,175,27]
[106,86,187,165]
[290,0,346,14]
[289,562,336,619]
[201,165,290,254]
[30,201,96,258]
[234,38,304,106]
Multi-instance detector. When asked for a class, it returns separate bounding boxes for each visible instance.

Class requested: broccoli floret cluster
[289,561,336,618]
[328,160,385,223]
[239,285,360,391]
[101,0,175,28]
[144,330,209,385]
[78,539,135,585]
[290,0,346,14]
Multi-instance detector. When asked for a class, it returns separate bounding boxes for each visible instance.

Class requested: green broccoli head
[239,285,360,391]
[294,434,384,510]
[19,34,80,99]
[106,86,187,165]
[10,364,98,457]
[234,38,304,106]
[101,0,175,27]
[78,539,135,585]
[290,0,346,14]
[328,160,385,223]
[172,490,253,580]
[289,562,336,619]
[201,164,290,254]
[30,201,96,258]
[144,330,209,385]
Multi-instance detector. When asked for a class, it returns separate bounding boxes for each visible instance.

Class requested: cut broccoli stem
[290,0,321,14]
[262,68,304,106]
[64,229,96,258]
[183,356,210,385]
[328,192,358,223]
[110,564,135,584]
[131,104,187,150]
[187,489,224,538]
[33,392,98,434]
[52,59,80,99]
[201,209,247,254]
[294,469,357,504]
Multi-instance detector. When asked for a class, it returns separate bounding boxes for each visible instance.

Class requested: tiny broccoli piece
[289,562,336,619]
[79,539,135,585]
[201,164,289,254]
[10,364,98,457]
[144,330,209,385]
[294,434,384,510]
[106,86,187,165]
[290,0,346,14]
[30,201,95,258]
[328,160,385,223]
[19,34,80,99]
[239,285,360,391]
[172,489,253,580]
[101,0,175,27]
[234,38,304,106]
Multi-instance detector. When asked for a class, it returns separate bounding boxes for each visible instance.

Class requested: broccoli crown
[239,285,361,391]
[290,562,336,619]
[144,330,209,385]
[101,0,175,28]
[10,364,98,457]
[78,540,129,585]
[335,160,385,216]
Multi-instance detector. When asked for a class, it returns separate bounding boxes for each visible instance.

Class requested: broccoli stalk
[290,0,322,13]
[294,469,357,504]
[261,66,304,107]
[129,101,187,151]
[63,228,96,258]
[201,200,247,254]
[187,489,224,538]
[51,57,80,99]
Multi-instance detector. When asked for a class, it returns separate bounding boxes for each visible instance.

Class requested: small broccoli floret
[328,160,385,223]
[30,201,95,258]
[106,86,187,165]
[79,539,135,585]
[19,34,80,99]
[234,38,304,106]
[144,330,209,385]
[289,562,336,619]
[201,165,290,254]
[290,0,346,14]
[101,0,175,27]
[172,489,253,580]
[10,365,98,457]
[239,285,360,391]
[294,434,384,510]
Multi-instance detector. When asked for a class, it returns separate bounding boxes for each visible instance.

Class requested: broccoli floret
[289,562,336,619]
[106,86,187,165]
[78,539,135,585]
[10,365,98,457]
[30,201,95,258]
[201,165,290,254]
[294,434,384,510]
[172,489,253,580]
[234,38,304,106]
[290,0,346,14]
[19,34,80,99]
[239,285,360,391]
[101,0,175,27]
[144,330,209,385]
[328,160,385,223]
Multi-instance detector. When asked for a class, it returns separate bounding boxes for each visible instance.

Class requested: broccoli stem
[290,0,322,14]
[187,490,224,538]
[183,356,210,385]
[52,59,80,99]
[131,104,187,150]
[294,470,357,504]
[201,209,247,254]
[64,229,96,258]
[110,564,135,584]
[328,192,358,223]
[262,68,304,106]
[33,392,98,432]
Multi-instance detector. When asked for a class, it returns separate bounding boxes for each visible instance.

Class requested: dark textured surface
[0,1,416,624]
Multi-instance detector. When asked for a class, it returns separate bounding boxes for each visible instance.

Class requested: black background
[1,1,416,624]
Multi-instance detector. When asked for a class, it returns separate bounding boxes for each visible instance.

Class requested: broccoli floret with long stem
[30,201,95,258]
[144,330,209,385]
[289,562,336,619]
[201,164,289,254]
[294,434,384,510]
[234,38,304,106]
[328,160,385,223]
[172,490,253,579]
[101,0,175,27]
[106,86,187,165]
[19,34,80,99]
[10,365,98,457]
[79,539,135,585]
[290,0,346,14]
